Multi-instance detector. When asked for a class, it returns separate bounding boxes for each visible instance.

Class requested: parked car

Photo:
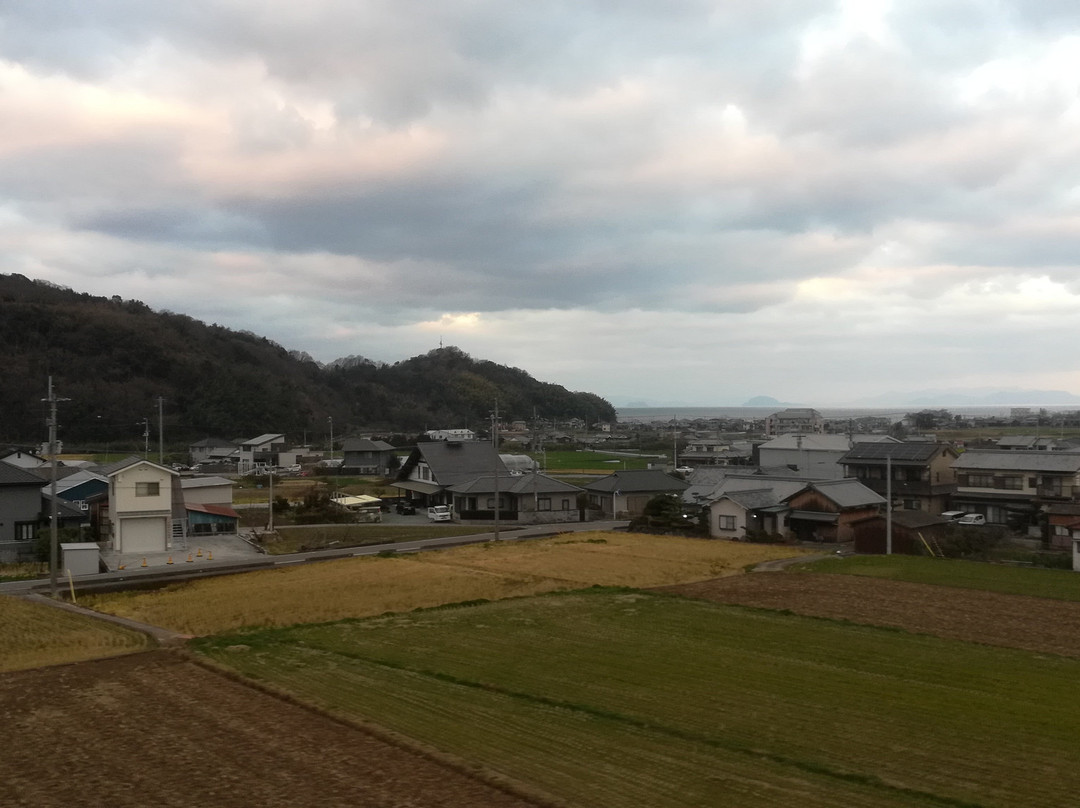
[395,500,417,515]
[957,514,986,526]
[940,511,967,521]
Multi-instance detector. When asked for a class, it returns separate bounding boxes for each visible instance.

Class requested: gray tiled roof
[405,441,508,487]
[801,479,886,508]
[0,461,49,486]
[840,442,953,464]
[953,450,1080,473]
[585,469,689,494]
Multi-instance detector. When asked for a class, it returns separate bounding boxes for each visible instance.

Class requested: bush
[34,527,81,563]
[936,525,1006,560]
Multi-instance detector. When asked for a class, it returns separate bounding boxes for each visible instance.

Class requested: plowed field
[660,571,1080,656]
[0,652,544,808]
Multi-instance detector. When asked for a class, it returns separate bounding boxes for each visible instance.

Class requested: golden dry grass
[81,532,808,636]
[0,595,151,673]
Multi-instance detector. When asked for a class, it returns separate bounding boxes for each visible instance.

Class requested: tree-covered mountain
[0,274,615,445]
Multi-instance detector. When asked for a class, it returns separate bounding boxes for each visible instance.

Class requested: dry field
[81,532,805,635]
[660,571,1080,657]
[0,652,543,808]
[0,594,150,673]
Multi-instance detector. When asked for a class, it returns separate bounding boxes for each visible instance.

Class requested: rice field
[80,532,806,635]
[196,589,1080,808]
[0,594,151,672]
[795,554,1080,601]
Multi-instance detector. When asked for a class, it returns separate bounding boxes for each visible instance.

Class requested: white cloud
[2,1,1080,404]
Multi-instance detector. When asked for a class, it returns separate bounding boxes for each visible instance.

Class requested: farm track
[0,651,549,808]
[658,572,1080,657]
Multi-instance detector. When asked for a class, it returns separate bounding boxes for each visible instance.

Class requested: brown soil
[0,652,544,808]
[659,572,1080,657]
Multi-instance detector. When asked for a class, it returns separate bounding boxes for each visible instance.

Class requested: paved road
[0,520,630,597]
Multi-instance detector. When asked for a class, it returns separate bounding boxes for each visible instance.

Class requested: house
[583,469,689,519]
[756,434,865,479]
[341,438,396,476]
[237,434,286,474]
[101,457,182,554]
[709,488,790,539]
[700,473,815,539]
[42,469,109,512]
[180,476,235,507]
[951,450,1080,530]
[393,440,507,506]
[424,428,477,442]
[679,438,753,467]
[840,442,958,514]
[188,437,238,466]
[0,462,87,562]
[995,435,1076,452]
[764,408,825,437]
[784,479,886,543]
[447,472,583,523]
[1,449,49,469]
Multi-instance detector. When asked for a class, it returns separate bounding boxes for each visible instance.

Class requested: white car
[957,514,986,526]
[427,505,453,522]
[940,511,967,522]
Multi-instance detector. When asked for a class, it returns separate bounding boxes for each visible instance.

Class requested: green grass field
[795,555,1080,601]
[195,589,1080,808]
[533,450,659,472]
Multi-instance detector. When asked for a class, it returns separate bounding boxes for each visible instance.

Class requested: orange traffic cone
[141,557,147,568]
[167,555,174,565]
[196,548,203,557]
[207,551,213,561]
[186,553,193,563]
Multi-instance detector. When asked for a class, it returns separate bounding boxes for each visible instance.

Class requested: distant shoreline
[616,405,1076,423]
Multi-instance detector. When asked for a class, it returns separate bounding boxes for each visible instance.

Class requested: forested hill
[0,274,615,444]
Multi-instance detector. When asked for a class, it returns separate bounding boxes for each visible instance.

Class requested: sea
[615,406,1076,424]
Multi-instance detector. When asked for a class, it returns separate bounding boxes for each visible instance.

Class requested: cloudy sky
[3,1,1080,407]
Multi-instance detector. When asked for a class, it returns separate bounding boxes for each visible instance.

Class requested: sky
[3,1,1080,407]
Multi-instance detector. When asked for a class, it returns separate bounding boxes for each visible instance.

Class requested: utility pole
[492,401,500,541]
[157,396,165,465]
[141,418,150,459]
[328,416,334,461]
[886,454,893,555]
[43,377,70,599]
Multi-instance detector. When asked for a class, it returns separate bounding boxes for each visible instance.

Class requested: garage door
[119,516,167,553]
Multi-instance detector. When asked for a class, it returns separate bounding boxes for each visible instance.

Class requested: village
[3,406,1080,574]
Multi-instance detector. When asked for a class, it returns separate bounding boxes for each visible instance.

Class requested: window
[717,515,737,531]
[1000,476,1023,490]
[135,481,160,497]
[1055,525,1070,536]
[561,499,571,511]
[538,498,551,511]
[967,474,994,488]
[15,522,36,541]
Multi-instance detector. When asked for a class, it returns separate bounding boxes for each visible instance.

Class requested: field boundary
[185,650,567,808]
[18,592,186,646]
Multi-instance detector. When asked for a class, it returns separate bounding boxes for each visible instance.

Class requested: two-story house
[951,450,1080,530]
[764,408,825,437]
[840,442,959,514]
[101,458,182,554]
[237,434,286,474]
[341,438,396,476]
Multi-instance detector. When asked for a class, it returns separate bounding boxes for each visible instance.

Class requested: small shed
[185,503,241,536]
[61,542,102,576]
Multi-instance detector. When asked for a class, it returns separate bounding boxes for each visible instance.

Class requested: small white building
[103,458,180,554]
[425,428,476,442]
